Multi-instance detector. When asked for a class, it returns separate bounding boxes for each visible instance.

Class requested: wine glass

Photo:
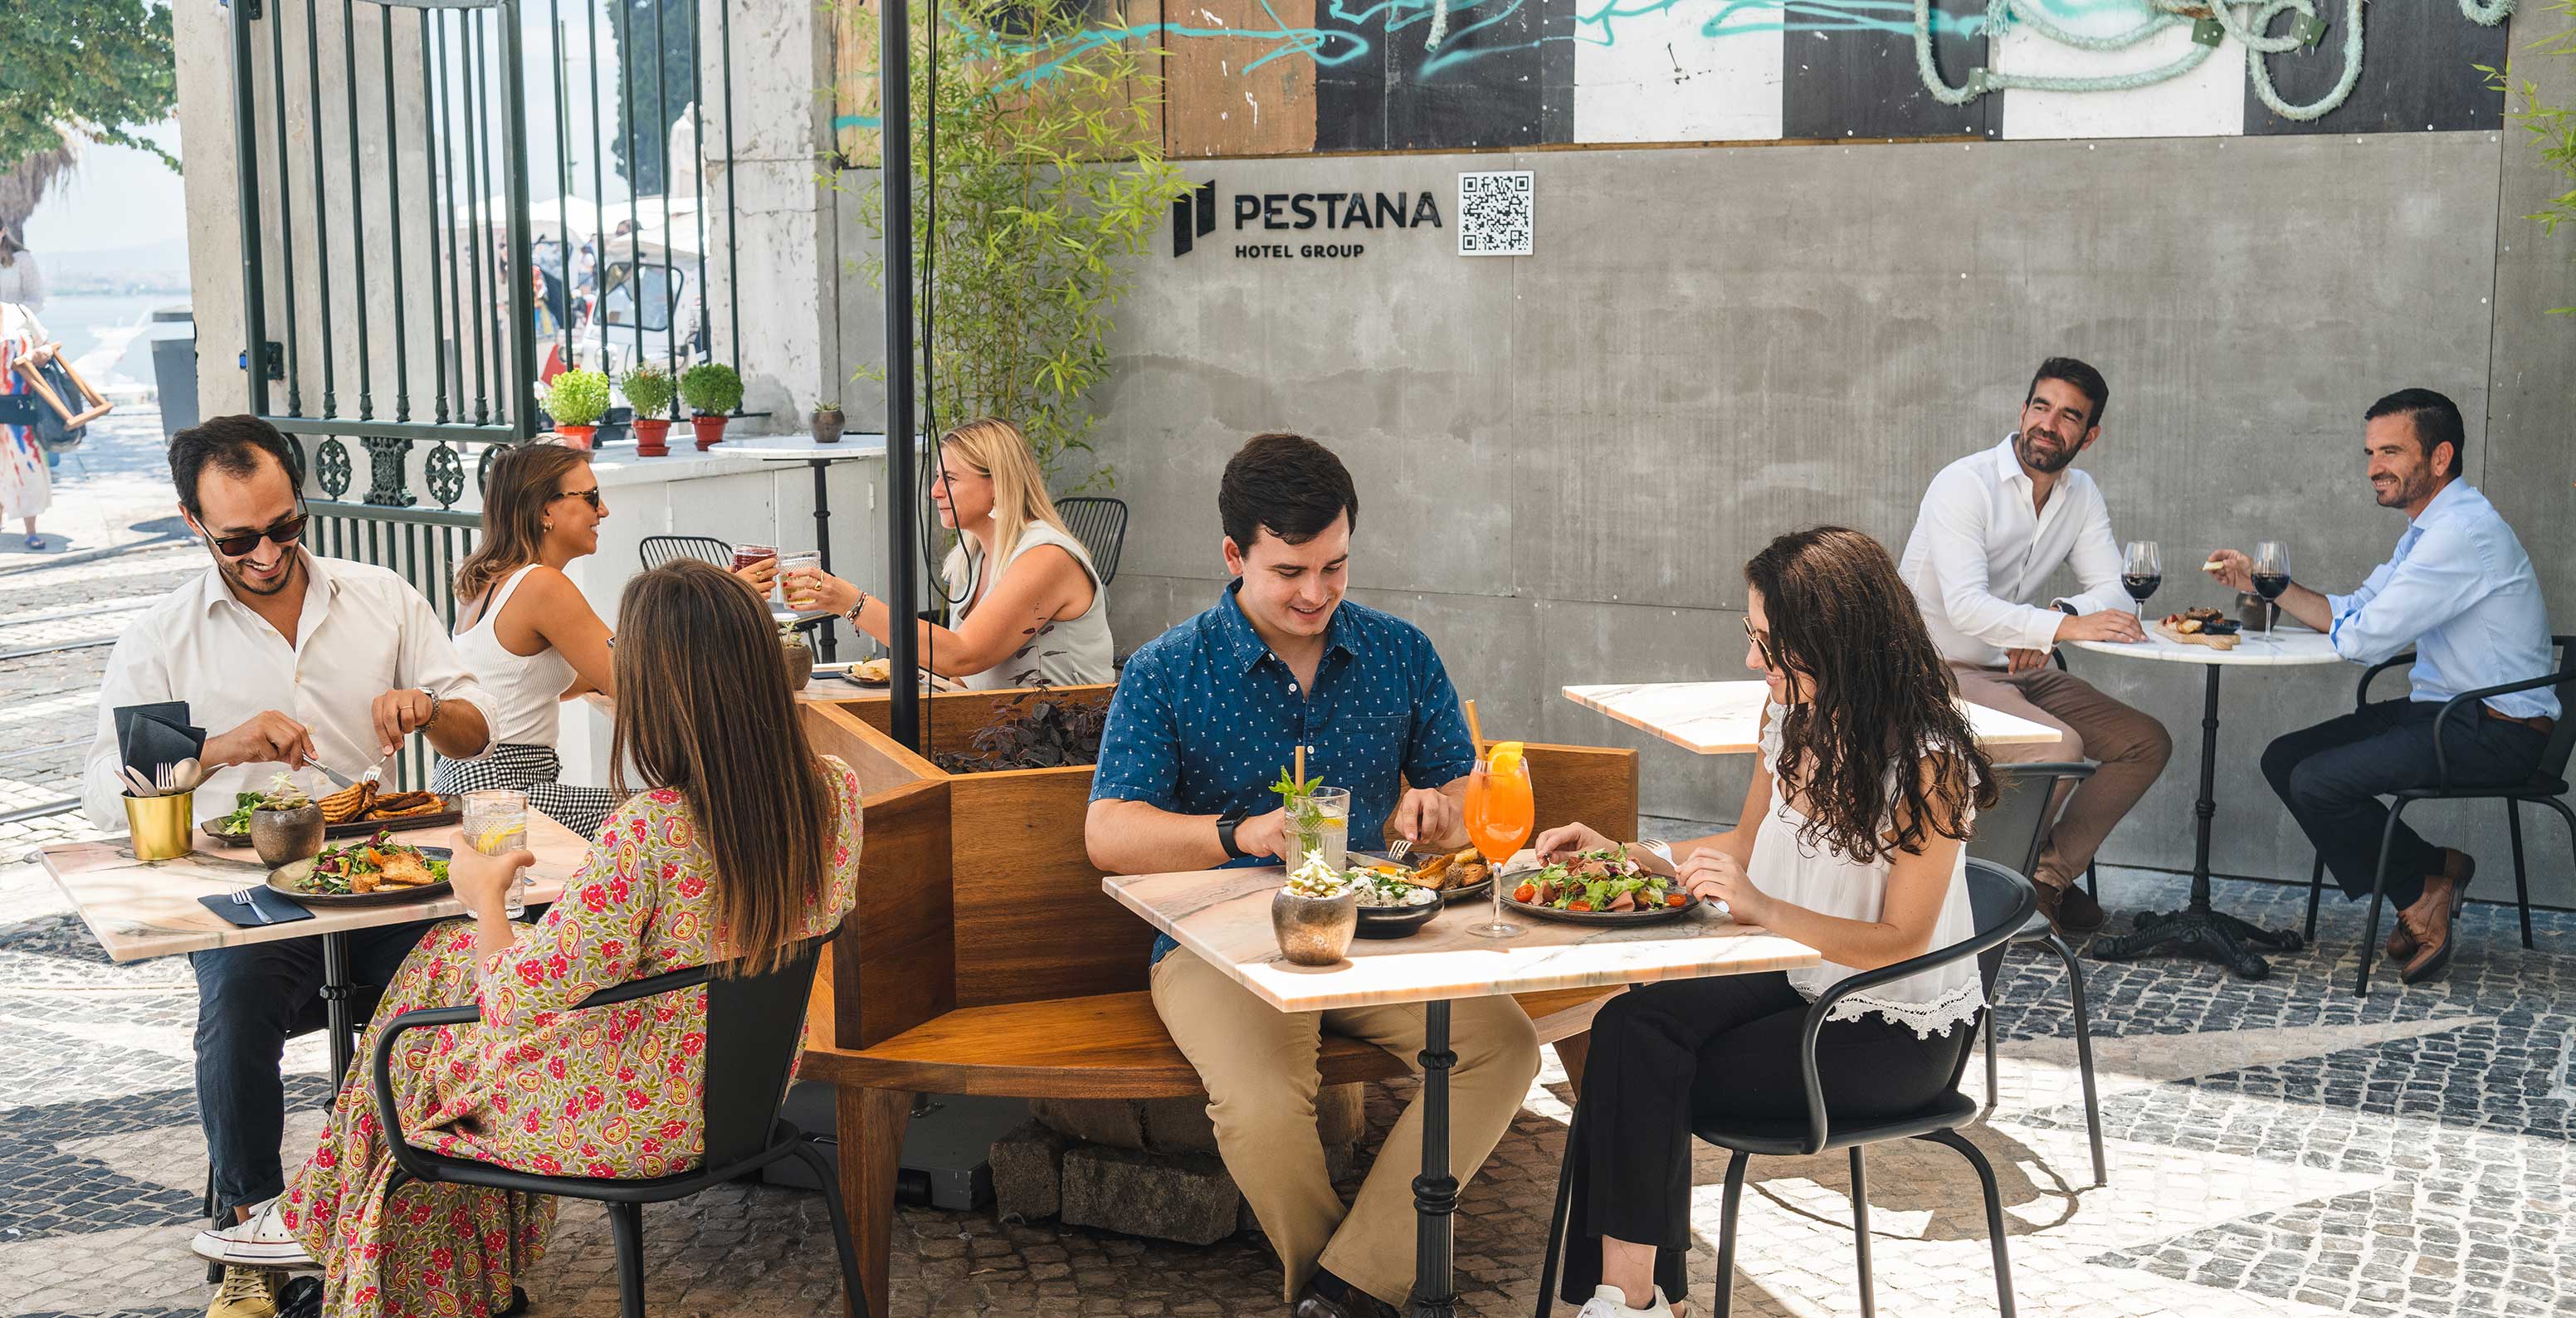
[2120,541,2162,613]
[2252,541,2291,640]
[1463,759,1532,940]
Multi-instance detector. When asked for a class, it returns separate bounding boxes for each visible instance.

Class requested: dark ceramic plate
[1348,850,1491,905]
[266,847,455,907]
[204,797,463,847]
[1493,862,1701,926]
[1354,901,1441,939]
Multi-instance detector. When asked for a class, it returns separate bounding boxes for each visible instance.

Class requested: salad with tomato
[1509,847,1689,915]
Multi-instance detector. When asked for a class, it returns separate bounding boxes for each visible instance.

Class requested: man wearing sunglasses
[80,414,493,1318]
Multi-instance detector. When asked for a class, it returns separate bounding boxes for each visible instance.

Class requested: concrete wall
[1087,122,2576,904]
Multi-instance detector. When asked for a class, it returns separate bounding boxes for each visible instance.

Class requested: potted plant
[778,622,815,691]
[621,364,678,456]
[680,362,743,450]
[810,398,845,445]
[541,369,612,449]
[245,773,324,867]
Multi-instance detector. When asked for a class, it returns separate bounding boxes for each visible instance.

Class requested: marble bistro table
[2069,627,2345,979]
[1104,858,1820,1318]
[42,808,592,1081]
[1563,680,2062,755]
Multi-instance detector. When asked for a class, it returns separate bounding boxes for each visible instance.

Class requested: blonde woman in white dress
[786,417,1113,690]
[1534,526,2001,1318]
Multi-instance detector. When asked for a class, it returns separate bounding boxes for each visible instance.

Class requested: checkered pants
[432,743,629,841]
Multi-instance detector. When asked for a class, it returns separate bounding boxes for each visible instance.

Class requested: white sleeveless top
[944,520,1115,691]
[1754,705,1984,1038]
[453,564,578,749]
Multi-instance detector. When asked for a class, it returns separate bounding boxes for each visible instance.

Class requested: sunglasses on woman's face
[1744,617,1786,672]
[552,488,604,513]
[205,512,310,559]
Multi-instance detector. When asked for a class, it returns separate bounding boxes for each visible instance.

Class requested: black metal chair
[1053,496,1128,586]
[1534,861,2036,1318]
[2305,635,2576,996]
[368,939,866,1318]
[1967,763,2105,1187]
[638,535,736,570]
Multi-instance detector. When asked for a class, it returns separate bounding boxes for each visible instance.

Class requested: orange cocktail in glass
[1463,745,1532,939]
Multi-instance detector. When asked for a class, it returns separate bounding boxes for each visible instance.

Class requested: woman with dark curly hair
[1534,525,1999,1318]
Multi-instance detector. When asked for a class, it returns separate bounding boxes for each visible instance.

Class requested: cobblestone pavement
[4,855,2569,1318]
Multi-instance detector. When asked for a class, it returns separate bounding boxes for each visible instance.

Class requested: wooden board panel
[1311,0,1388,152]
[833,777,958,1050]
[947,764,1154,1007]
[1781,0,1989,141]
[1160,0,1319,157]
[832,684,1115,765]
[1382,0,1561,152]
[802,703,941,799]
[1522,741,1639,841]
[2243,7,2509,135]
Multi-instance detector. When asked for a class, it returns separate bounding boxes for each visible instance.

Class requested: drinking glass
[462,788,531,919]
[730,543,778,572]
[1463,761,1533,940]
[2252,541,2291,640]
[1281,787,1349,875]
[2120,541,2162,611]
[776,550,822,609]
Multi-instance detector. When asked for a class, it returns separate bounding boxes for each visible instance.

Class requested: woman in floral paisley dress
[195,560,866,1318]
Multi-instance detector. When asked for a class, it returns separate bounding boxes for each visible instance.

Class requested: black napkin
[114,701,206,779]
[198,886,315,927]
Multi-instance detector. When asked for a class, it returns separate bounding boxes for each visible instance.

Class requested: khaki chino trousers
[1150,948,1543,1307]
[1950,661,2174,888]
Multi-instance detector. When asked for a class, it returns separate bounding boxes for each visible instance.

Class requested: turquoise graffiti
[856,0,2520,124]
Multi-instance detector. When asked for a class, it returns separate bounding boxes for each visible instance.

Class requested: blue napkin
[198,886,315,927]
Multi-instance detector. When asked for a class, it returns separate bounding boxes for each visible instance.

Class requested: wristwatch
[1216,806,1251,861]
[416,686,441,728]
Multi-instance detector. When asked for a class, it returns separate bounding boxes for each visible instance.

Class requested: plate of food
[2155,606,2242,651]
[1349,847,1492,905]
[1500,848,1698,926]
[266,832,455,906]
[204,780,459,846]
[1349,866,1443,939]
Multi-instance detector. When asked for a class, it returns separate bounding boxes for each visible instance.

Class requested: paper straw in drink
[462,788,530,918]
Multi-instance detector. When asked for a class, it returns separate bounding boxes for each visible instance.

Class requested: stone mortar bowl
[250,803,325,867]
[1271,886,1359,966]
[781,632,815,691]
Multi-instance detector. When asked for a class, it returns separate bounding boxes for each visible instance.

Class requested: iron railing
[305,501,485,790]
[228,0,747,514]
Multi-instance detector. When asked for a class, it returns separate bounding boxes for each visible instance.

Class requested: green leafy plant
[2482,5,2576,312]
[542,369,612,428]
[679,362,742,415]
[840,0,1193,491]
[1271,765,1325,842]
[0,0,179,182]
[619,363,677,420]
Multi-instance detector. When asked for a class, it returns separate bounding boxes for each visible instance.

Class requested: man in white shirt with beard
[1899,358,2174,935]
[83,415,494,1318]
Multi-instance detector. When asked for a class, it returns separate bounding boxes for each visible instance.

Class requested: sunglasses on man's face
[204,513,310,559]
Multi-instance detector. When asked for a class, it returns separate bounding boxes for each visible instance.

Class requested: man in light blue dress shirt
[2214,389,2559,985]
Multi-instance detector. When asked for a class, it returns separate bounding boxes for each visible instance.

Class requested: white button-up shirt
[83,550,497,828]
[1898,436,2134,669]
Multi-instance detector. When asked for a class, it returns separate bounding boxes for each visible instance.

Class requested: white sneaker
[191,1198,316,1271]
[1574,1285,1674,1318]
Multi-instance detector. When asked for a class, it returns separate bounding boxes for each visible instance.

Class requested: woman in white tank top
[1531,527,2002,1318]
[784,417,1114,691]
[434,443,774,837]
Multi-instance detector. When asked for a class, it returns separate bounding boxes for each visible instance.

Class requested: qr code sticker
[1457,170,1534,257]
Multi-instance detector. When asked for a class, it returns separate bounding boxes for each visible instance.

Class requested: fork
[228,887,271,926]
[1385,837,1414,864]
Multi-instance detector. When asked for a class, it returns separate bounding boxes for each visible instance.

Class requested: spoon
[120,766,159,798]
[172,758,203,793]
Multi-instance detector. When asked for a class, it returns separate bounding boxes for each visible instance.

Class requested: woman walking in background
[193,559,869,1318]
[0,290,55,551]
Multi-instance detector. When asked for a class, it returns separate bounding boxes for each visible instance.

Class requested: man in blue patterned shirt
[1086,433,1541,1318]
[2217,389,2560,985]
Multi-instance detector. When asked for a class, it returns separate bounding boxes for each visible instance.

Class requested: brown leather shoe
[2385,920,2418,963]
[2399,851,2476,985]
[2033,880,2103,936]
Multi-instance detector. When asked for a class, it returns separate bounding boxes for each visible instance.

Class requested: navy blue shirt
[1092,583,1479,962]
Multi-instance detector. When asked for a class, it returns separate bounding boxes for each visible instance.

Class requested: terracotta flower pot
[632,417,672,456]
[691,414,729,450]
[554,424,597,450]
[780,631,815,691]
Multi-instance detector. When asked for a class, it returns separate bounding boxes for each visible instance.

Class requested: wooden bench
[794,691,1640,1316]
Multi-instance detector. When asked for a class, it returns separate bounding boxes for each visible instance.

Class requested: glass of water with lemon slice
[461,788,531,918]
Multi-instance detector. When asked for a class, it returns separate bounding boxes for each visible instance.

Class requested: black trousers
[1556,972,1974,1306]
[2260,700,2545,910]
[189,920,438,1213]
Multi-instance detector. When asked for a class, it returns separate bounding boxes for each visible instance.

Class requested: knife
[303,754,358,791]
